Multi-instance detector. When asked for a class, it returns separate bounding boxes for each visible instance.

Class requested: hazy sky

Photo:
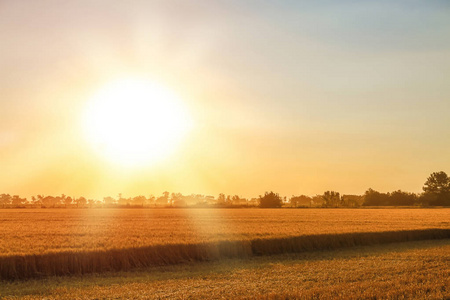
[1,1,450,199]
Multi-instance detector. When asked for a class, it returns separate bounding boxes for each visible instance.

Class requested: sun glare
[82,78,192,167]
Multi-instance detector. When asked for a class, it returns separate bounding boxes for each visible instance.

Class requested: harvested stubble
[3,240,448,299]
[1,228,449,280]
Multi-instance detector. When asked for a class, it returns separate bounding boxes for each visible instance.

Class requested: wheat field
[1,208,449,256]
[0,208,449,280]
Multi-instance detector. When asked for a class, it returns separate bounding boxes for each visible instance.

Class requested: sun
[82,78,192,167]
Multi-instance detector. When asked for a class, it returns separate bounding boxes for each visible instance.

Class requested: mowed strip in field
[1,208,449,256]
[2,239,449,299]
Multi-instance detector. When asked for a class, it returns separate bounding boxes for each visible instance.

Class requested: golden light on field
[82,78,192,168]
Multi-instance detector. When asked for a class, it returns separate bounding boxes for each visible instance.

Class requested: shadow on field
[1,238,449,298]
[1,229,449,281]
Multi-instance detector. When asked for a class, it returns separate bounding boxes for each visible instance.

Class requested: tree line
[0,192,256,208]
[262,171,450,208]
[1,171,449,208]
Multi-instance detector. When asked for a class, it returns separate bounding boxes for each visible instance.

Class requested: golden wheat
[0,208,449,280]
[1,208,449,256]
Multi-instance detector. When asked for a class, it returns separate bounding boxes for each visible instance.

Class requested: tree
[0,194,12,208]
[321,191,341,207]
[156,192,169,206]
[36,195,44,207]
[162,191,171,206]
[232,195,246,206]
[132,195,147,207]
[171,194,187,207]
[422,171,450,206]
[117,193,129,206]
[11,195,27,207]
[76,197,87,208]
[60,194,66,207]
[258,191,283,208]
[171,193,183,206]
[42,196,58,208]
[147,195,155,206]
[290,195,312,207]
[311,195,324,207]
[31,195,42,207]
[103,196,116,206]
[341,195,363,207]
[64,196,73,208]
[362,188,389,206]
[389,190,417,206]
[423,171,450,194]
[217,193,226,205]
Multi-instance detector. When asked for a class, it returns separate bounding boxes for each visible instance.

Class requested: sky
[1,0,450,199]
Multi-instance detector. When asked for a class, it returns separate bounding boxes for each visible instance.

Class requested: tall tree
[423,171,450,194]
[422,171,450,206]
